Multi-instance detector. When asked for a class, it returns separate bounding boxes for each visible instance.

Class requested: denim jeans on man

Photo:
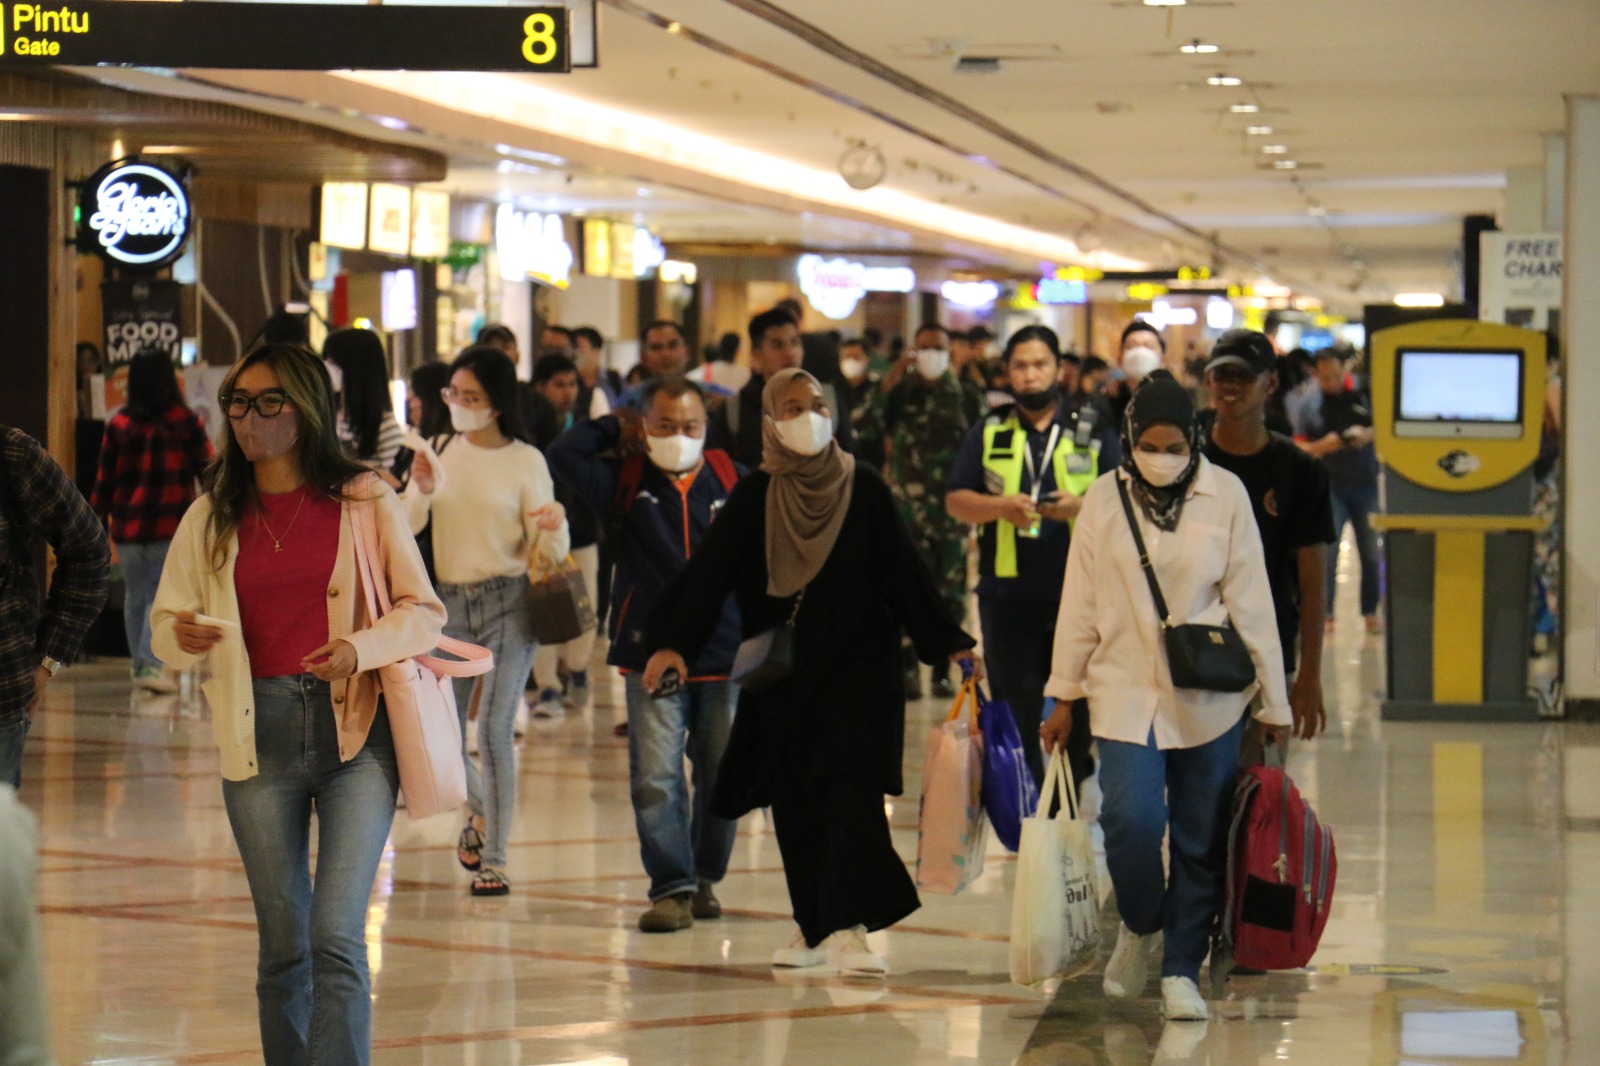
[1325,479,1380,618]
[624,675,738,901]
[1098,714,1245,983]
[0,716,27,789]
[438,575,537,871]
[222,675,398,1066]
[118,539,171,673]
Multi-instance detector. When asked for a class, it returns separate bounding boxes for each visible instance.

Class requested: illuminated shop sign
[660,259,698,284]
[1035,277,1088,305]
[367,183,412,257]
[797,255,917,320]
[320,183,368,251]
[410,189,451,259]
[496,204,571,288]
[940,279,1001,309]
[78,160,190,270]
[633,228,666,277]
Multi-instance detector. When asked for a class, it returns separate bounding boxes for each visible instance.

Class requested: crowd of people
[0,301,1392,1062]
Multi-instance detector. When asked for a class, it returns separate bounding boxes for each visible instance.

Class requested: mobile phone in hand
[652,668,682,699]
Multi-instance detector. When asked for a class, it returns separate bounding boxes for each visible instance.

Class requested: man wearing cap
[1201,329,1333,750]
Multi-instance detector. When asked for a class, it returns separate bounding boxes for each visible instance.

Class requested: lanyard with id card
[1017,424,1061,539]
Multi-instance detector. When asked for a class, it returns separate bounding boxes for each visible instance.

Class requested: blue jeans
[1098,715,1245,983]
[0,716,27,789]
[438,574,537,871]
[222,675,398,1066]
[624,675,738,901]
[118,539,171,672]
[1325,480,1380,618]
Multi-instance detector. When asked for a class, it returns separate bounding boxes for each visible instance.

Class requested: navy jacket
[547,416,744,676]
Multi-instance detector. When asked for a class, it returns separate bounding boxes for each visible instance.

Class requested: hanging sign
[1479,232,1562,330]
[496,204,571,288]
[0,3,573,72]
[78,160,190,271]
[798,255,867,320]
[101,279,182,366]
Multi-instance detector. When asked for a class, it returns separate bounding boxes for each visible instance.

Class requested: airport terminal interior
[4,1,1600,1064]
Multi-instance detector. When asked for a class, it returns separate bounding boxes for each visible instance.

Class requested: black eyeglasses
[223,390,290,419]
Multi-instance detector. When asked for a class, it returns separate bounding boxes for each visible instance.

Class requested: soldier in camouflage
[880,323,988,698]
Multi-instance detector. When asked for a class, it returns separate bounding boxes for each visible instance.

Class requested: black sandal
[457,820,484,872]
[471,867,510,897]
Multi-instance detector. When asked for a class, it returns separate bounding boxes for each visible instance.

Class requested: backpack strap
[703,449,738,492]
[612,452,648,515]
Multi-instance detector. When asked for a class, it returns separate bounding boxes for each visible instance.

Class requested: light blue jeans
[1098,715,1246,983]
[438,574,537,871]
[624,675,739,902]
[222,675,398,1066]
[1326,480,1381,618]
[118,539,171,673]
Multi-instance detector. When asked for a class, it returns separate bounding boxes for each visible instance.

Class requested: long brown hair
[203,343,368,569]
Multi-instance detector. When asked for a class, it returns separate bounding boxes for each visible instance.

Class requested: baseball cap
[1205,329,1277,375]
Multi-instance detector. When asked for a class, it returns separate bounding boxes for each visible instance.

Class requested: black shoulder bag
[1115,477,1255,693]
[731,586,804,694]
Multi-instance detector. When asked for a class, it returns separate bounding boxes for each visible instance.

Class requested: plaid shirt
[90,406,213,542]
[0,427,111,723]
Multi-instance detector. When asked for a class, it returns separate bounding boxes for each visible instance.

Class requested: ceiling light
[1207,73,1243,87]
[1394,293,1445,308]
[1229,103,1260,113]
[1261,144,1289,154]
[0,112,33,121]
[1180,40,1219,54]
[666,20,682,33]
[1245,125,1274,135]
[1143,0,1187,6]
[1272,160,1299,169]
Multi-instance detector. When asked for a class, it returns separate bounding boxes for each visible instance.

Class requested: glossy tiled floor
[19,543,1599,1064]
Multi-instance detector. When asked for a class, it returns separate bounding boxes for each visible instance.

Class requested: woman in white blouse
[1040,371,1298,1021]
[406,345,569,896]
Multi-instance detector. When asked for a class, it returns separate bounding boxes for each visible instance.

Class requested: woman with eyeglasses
[405,345,570,896]
[149,343,446,1065]
[642,368,978,976]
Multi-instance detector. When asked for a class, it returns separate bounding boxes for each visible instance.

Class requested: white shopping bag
[1009,750,1100,987]
[915,678,988,895]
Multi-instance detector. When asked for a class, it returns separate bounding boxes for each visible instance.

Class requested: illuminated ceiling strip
[339,70,1144,269]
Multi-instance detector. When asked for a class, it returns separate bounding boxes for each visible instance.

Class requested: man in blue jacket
[548,378,744,934]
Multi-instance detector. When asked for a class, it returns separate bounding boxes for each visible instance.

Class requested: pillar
[1562,98,1600,706]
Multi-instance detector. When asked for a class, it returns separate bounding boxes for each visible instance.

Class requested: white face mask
[449,402,496,434]
[1133,450,1191,487]
[772,411,833,456]
[646,433,704,473]
[1122,346,1162,382]
[840,356,867,382]
[914,348,950,380]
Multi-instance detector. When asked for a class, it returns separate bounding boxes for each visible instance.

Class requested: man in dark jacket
[0,426,111,787]
[706,307,855,469]
[547,378,744,935]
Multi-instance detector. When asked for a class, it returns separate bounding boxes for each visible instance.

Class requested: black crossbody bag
[731,587,804,694]
[1115,477,1256,693]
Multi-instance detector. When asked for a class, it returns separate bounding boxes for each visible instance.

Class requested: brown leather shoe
[691,883,722,920]
[638,894,694,933]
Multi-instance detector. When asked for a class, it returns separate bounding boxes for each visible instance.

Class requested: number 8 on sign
[522,12,557,64]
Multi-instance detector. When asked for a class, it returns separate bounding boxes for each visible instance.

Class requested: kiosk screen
[1394,348,1523,438]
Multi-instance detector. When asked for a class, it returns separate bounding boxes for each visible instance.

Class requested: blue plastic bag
[976,682,1039,852]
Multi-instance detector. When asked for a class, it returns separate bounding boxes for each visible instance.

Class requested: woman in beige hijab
[645,367,978,976]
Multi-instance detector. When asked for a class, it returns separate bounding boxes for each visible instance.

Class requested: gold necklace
[257,487,308,553]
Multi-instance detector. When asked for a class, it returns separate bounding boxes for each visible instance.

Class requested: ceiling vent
[954,56,1002,74]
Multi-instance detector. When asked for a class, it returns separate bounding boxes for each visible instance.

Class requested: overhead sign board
[78,160,190,271]
[367,183,412,256]
[319,183,367,250]
[0,3,573,71]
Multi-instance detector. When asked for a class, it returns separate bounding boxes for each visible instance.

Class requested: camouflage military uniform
[882,372,988,625]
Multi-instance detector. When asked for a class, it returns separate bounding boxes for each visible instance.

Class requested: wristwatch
[39,656,63,678]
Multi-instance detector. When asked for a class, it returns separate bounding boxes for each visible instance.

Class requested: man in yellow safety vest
[945,325,1120,788]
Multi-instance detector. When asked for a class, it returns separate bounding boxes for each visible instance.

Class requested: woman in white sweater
[150,343,446,1066]
[407,345,569,896]
[1040,372,1296,1022]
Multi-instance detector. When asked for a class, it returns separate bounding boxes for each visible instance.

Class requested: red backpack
[612,449,738,515]
[1213,765,1336,985]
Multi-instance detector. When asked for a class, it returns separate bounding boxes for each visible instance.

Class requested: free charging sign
[78,159,191,271]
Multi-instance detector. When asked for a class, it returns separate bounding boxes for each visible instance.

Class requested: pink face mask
[233,410,300,463]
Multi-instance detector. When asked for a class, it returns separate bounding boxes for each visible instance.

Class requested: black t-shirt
[1202,432,1334,672]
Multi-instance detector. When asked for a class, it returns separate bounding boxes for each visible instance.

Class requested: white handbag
[350,492,492,821]
[1009,750,1101,987]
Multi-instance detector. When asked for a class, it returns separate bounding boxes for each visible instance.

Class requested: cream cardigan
[151,478,446,781]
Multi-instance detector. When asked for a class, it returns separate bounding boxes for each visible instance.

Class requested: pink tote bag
[351,491,493,820]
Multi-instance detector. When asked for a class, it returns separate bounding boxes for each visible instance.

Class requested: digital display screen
[1397,349,1522,424]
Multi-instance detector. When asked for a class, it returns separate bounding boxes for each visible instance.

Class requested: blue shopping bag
[976,682,1039,852]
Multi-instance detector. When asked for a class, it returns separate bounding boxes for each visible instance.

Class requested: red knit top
[235,487,341,678]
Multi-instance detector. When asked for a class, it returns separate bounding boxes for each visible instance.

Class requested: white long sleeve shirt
[1045,459,1290,750]
[405,435,569,586]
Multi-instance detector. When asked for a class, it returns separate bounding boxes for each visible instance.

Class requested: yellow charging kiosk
[1371,319,1547,720]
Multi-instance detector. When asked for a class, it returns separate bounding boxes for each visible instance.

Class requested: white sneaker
[771,927,829,969]
[826,925,887,976]
[133,666,178,695]
[1103,923,1156,999]
[531,690,565,721]
[1160,976,1209,1021]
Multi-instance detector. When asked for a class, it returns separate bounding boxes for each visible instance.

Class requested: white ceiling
[76,0,1600,312]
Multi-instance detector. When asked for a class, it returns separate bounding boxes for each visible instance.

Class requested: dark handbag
[731,587,804,694]
[1115,478,1256,693]
[527,556,598,645]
